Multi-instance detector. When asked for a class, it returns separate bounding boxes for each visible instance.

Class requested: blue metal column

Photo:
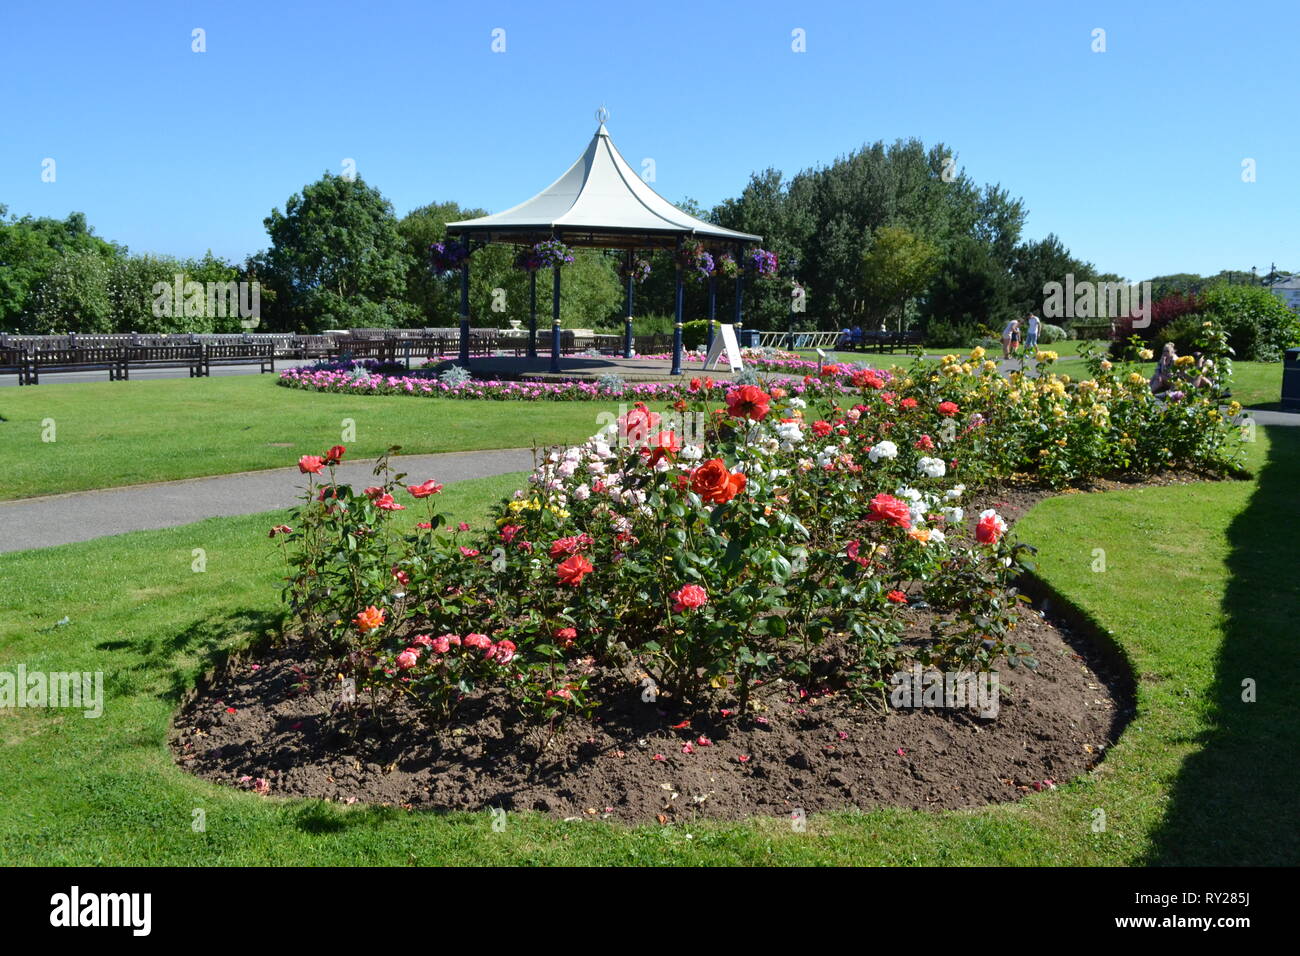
[734,244,746,346]
[707,273,716,353]
[549,249,562,374]
[671,241,684,376]
[623,250,635,359]
[458,240,470,367]
[528,269,537,359]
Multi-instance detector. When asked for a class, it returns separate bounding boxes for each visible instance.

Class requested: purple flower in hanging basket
[430,240,470,273]
[621,257,652,283]
[675,241,715,282]
[533,238,575,268]
[749,248,779,277]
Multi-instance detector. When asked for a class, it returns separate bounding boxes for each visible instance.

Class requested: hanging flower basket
[675,241,715,283]
[716,253,741,279]
[533,238,575,268]
[620,256,652,284]
[429,240,471,273]
[748,248,779,278]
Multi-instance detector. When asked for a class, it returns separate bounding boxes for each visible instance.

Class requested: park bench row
[838,329,925,353]
[0,343,276,385]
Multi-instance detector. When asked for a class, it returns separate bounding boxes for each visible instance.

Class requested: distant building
[1269,275,1300,311]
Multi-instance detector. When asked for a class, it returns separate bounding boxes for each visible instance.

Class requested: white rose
[942,506,964,524]
[869,440,898,462]
[917,456,946,478]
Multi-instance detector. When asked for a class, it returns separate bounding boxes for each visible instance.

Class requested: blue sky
[2,0,1293,282]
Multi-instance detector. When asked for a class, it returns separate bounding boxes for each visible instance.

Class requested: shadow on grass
[1145,426,1300,865]
[98,608,283,704]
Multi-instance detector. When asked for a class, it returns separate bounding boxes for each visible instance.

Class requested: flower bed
[187,326,1243,817]
[277,365,872,402]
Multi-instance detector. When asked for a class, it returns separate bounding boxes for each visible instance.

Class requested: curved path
[0,447,537,555]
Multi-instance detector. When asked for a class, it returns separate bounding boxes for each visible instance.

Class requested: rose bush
[270,324,1241,726]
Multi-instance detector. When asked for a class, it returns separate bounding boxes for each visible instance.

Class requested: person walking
[1001,318,1020,359]
[1025,313,1042,351]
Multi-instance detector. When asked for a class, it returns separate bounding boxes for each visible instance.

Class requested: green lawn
[0,375,626,501]
[1,427,1293,865]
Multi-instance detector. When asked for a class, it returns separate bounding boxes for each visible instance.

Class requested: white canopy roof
[446,124,762,249]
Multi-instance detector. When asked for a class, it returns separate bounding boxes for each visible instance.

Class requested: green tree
[860,225,940,331]
[0,209,121,331]
[262,173,411,331]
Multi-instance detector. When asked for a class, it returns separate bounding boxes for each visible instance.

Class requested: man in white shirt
[1025,313,1042,351]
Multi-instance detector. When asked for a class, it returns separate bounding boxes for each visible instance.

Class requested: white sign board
[701,323,744,372]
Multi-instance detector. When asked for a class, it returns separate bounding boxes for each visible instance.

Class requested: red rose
[556,554,594,586]
[811,420,832,437]
[900,397,918,409]
[866,493,912,529]
[554,627,578,648]
[323,445,346,465]
[298,455,324,474]
[646,429,681,464]
[887,590,908,605]
[852,370,885,389]
[549,534,591,560]
[690,459,747,504]
[938,401,959,417]
[671,584,709,613]
[618,402,661,443]
[725,385,771,421]
[407,479,443,498]
[976,513,1006,544]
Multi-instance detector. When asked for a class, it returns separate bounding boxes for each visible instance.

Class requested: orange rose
[690,459,747,504]
[354,605,385,633]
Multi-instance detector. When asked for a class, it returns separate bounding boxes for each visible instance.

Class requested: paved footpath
[0,448,537,554]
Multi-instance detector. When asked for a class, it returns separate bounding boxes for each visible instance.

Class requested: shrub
[682,319,720,350]
[438,364,471,386]
[1038,323,1067,343]
[923,319,981,348]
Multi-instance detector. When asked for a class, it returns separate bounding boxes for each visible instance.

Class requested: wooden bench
[332,339,397,364]
[202,342,276,375]
[122,344,205,379]
[25,347,131,384]
[854,330,924,353]
[1,346,28,385]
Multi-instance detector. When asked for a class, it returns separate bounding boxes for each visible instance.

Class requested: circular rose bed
[175,330,1243,821]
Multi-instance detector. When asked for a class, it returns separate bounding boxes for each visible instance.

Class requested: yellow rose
[1138,349,1154,361]
[971,346,986,360]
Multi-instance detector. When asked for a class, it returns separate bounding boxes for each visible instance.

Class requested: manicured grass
[1,426,1292,865]
[0,375,627,501]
